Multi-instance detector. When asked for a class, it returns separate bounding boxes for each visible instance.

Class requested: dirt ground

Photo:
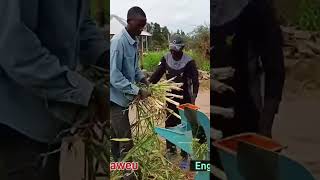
[196,80,210,119]
[273,57,320,179]
[273,91,320,179]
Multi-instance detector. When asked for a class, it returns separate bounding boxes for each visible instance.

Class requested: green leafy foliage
[146,23,171,50]
[297,0,320,31]
[142,50,209,72]
[110,80,186,179]
[90,0,109,27]
[186,25,210,60]
[142,51,166,72]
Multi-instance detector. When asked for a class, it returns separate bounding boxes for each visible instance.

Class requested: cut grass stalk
[110,79,187,179]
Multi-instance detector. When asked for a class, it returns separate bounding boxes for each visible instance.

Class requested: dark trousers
[0,124,60,180]
[258,113,275,138]
[166,99,188,158]
[110,102,133,162]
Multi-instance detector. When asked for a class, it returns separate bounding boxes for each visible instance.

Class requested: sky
[110,0,210,33]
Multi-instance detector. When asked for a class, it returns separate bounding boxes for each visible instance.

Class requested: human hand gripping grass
[132,77,184,118]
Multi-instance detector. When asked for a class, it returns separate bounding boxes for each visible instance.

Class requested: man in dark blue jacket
[212,0,285,138]
[0,1,108,179]
[211,0,285,177]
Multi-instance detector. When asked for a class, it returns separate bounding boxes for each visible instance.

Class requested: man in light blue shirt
[110,28,147,106]
[110,6,150,170]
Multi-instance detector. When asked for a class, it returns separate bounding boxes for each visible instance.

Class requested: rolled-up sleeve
[110,41,139,95]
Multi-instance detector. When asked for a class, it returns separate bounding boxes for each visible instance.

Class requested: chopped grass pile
[111,78,187,180]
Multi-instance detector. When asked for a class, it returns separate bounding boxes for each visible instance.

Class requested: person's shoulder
[111,32,124,43]
[110,33,125,50]
[183,54,197,67]
[183,53,193,60]
[163,52,171,60]
[157,54,166,65]
[112,29,128,40]
[182,53,194,63]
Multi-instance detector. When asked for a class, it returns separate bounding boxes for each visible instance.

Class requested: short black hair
[127,6,146,19]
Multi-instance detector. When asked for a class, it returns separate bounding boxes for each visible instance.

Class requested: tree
[151,23,163,49]
[90,0,109,27]
[147,23,171,50]
[146,22,209,52]
[181,31,186,36]
[161,26,170,47]
[188,25,210,59]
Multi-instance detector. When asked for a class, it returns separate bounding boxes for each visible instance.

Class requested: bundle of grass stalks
[67,65,110,180]
[111,78,187,180]
[191,138,209,161]
[131,77,184,134]
[111,133,185,180]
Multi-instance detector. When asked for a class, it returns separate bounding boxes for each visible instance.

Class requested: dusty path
[196,79,210,119]
[273,57,320,179]
[273,96,320,179]
[195,89,210,119]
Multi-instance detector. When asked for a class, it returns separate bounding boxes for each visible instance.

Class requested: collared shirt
[110,28,145,107]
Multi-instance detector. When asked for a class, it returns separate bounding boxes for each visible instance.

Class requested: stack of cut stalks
[111,78,187,180]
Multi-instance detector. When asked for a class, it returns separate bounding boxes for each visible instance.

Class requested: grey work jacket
[0,0,107,143]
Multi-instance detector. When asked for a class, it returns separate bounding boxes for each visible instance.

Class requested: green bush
[297,0,320,31]
[142,51,166,72]
[142,50,210,72]
[187,50,210,72]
